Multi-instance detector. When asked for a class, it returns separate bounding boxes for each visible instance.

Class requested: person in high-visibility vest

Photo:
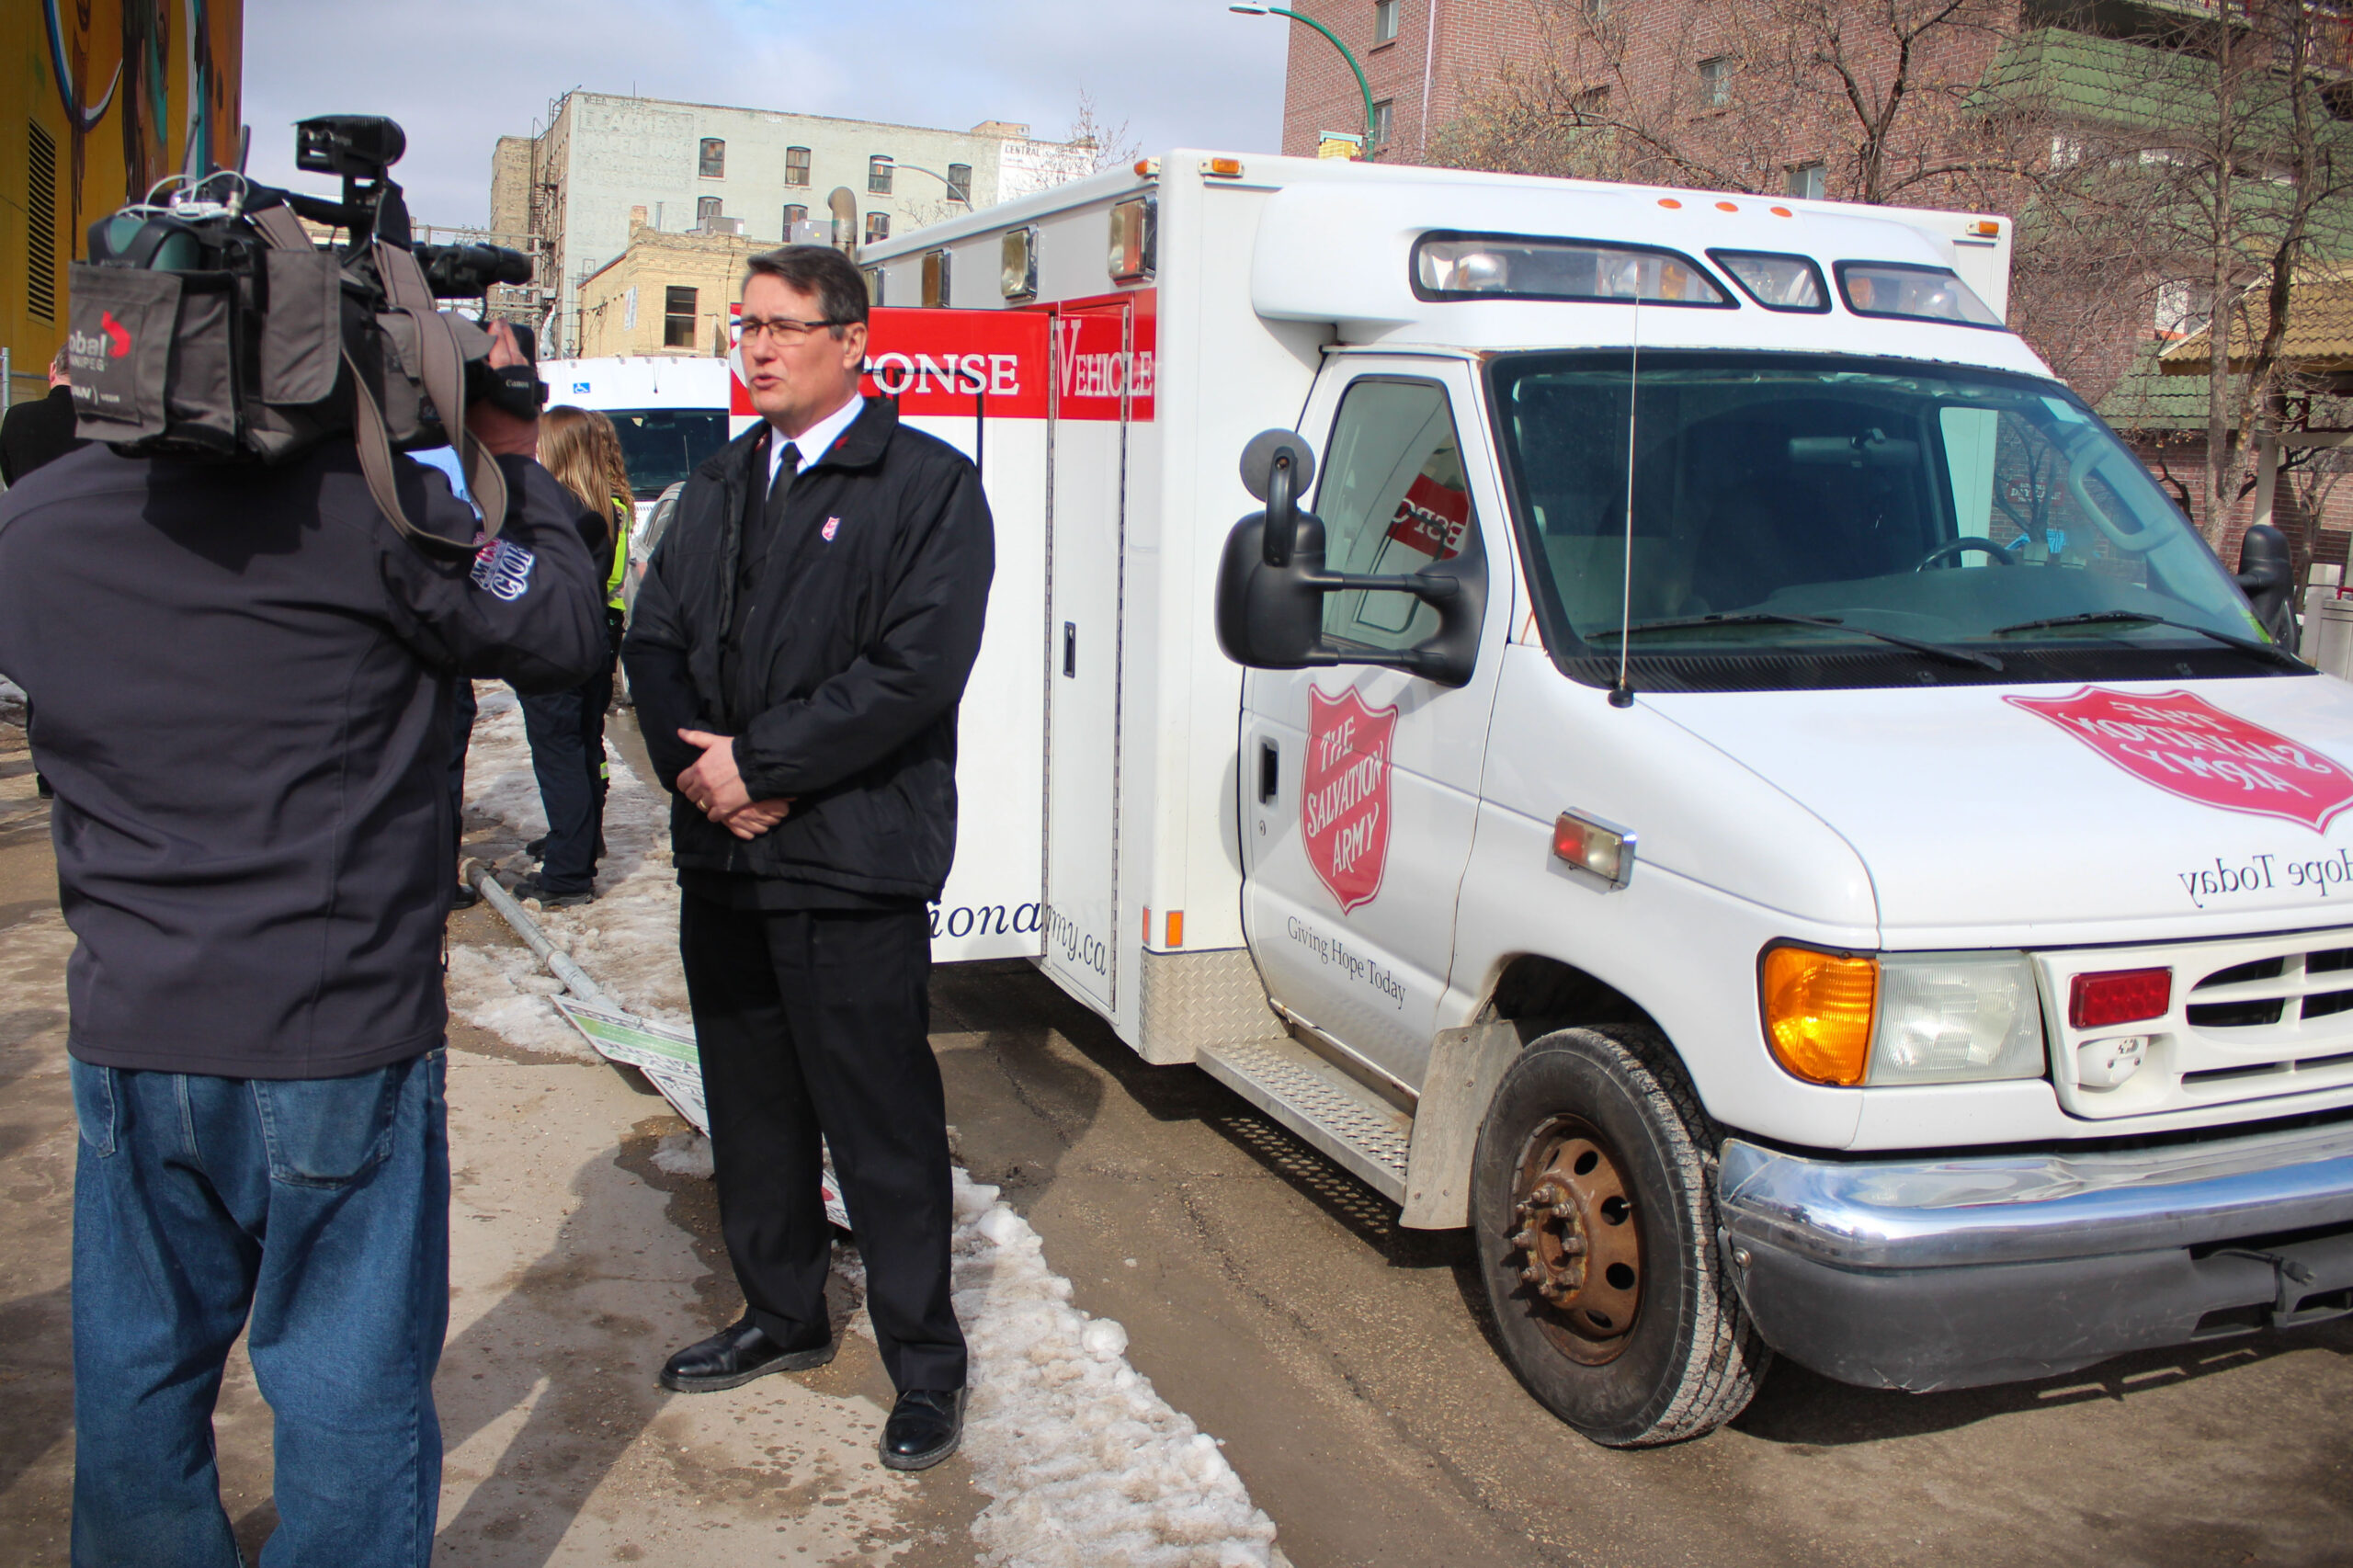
[510,406,633,905]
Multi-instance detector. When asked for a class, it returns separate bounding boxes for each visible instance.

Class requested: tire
[1471,1023,1769,1446]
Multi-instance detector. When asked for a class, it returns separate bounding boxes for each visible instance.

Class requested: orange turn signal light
[1968,219,2000,236]
[1202,157,1245,178]
[1760,946,1879,1085]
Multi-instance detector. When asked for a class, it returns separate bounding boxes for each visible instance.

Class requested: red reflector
[1552,816,1589,862]
[2069,967,2171,1030]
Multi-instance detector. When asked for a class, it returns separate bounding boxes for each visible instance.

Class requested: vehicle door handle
[1258,739,1279,803]
[1063,621,1076,677]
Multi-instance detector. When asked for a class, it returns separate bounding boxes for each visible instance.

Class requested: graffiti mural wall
[1,0,243,397]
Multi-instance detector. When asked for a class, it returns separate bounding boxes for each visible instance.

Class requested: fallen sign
[554,999,853,1233]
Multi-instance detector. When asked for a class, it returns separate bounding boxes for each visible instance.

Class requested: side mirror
[1214,428,1487,687]
[2236,523,2296,645]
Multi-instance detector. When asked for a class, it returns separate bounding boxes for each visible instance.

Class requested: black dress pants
[676,894,967,1392]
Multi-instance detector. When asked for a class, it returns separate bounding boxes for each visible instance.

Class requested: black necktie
[770,440,801,499]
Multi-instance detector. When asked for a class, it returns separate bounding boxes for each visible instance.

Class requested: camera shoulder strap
[372,239,510,539]
[249,207,489,559]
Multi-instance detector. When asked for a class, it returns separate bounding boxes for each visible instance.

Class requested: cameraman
[0,322,608,1568]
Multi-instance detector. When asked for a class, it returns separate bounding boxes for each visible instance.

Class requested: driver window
[1940,404,2154,590]
[1315,379,1476,651]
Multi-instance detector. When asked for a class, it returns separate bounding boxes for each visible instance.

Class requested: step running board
[1198,1034,1412,1203]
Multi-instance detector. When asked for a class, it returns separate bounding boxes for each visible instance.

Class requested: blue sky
[242,0,1291,230]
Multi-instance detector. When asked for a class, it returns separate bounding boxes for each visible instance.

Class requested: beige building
[575,210,767,358]
[493,92,1094,355]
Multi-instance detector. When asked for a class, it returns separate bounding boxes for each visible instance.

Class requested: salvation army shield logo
[2006,687,2353,833]
[1303,687,1398,912]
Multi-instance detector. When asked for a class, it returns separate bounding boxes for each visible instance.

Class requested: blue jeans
[69,1052,450,1568]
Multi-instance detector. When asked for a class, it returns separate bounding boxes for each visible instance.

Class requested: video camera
[65,115,543,553]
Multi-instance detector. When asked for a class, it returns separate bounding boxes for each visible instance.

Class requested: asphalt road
[927,960,2353,1568]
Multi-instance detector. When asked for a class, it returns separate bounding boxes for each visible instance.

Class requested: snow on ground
[445,687,694,1058]
[448,685,1287,1568]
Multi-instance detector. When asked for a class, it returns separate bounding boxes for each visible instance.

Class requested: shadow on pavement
[1735,1317,2353,1446]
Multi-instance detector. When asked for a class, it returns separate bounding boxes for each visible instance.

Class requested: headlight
[1870,951,2046,1084]
[1761,947,2047,1086]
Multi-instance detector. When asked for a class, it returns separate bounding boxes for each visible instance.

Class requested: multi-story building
[492,93,1093,355]
[574,209,767,358]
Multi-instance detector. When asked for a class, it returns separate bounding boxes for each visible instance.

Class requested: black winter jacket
[621,397,995,903]
[0,442,608,1078]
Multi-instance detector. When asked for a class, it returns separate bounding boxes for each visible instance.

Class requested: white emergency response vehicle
[854,153,2353,1446]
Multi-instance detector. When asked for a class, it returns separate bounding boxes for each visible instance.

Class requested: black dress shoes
[881,1387,967,1471]
[659,1317,835,1392]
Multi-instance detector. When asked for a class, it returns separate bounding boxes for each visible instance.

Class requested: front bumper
[1714,1119,2353,1392]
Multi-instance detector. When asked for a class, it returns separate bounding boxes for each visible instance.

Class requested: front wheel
[1471,1024,1768,1446]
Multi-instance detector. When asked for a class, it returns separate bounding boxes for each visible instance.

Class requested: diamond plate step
[1198,1034,1413,1203]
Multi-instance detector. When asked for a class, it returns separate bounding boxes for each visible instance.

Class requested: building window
[664,285,698,348]
[26,119,57,322]
[785,146,812,187]
[866,212,891,244]
[1371,99,1395,146]
[1698,57,1732,108]
[1575,85,1610,119]
[947,163,972,203]
[1582,0,1611,20]
[696,196,722,225]
[1374,0,1401,42]
[699,138,725,178]
[783,203,809,235]
[1786,161,1826,199]
[869,155,894,195]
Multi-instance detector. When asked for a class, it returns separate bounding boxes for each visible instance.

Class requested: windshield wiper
[1989,610,2306,669]
[1591,612,2004,672]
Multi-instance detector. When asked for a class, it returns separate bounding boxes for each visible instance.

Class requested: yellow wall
[1,0,243,403]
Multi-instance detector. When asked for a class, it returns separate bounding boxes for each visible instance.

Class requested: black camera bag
[66,201,508,555]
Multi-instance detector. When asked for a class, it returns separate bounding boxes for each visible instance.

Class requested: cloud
[243,0,1290,228]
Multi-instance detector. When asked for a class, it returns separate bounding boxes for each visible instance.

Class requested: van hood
[1648,676,2353,944]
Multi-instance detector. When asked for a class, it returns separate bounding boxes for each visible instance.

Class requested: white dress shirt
[767,392,865,494]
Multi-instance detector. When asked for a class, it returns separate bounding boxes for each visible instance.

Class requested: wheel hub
[1508,1125,1642,1361]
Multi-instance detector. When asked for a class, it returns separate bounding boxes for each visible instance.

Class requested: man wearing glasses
[622,245,993,1471]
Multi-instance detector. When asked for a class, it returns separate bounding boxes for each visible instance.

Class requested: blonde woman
[509,405,631,906]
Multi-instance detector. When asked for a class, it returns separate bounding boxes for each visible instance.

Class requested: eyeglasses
[737,314,849,344]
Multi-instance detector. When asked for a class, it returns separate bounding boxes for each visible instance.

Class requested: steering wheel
[1913,537,2018,572]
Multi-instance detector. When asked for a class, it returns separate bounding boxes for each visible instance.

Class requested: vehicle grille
[2038,929,2353,1120]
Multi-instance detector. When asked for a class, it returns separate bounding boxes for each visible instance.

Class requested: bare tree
[1069,89,1142,175]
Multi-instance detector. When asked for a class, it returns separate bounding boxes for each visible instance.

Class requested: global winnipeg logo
[67,312,132,369]
[2006,686,2353,832]
[1302,687,1397,913]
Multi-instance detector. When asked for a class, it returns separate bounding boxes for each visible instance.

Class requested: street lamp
[896,163,974,207]
[1230,5,1378,162]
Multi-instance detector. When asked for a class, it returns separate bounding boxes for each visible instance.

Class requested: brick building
[574,210,769,359]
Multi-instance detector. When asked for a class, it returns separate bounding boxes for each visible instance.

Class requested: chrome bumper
[1713,1119,2353,1392]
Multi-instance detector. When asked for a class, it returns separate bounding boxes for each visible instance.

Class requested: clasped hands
[676,730,794,840]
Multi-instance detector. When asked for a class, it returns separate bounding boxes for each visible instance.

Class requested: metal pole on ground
[462,858,624,1015]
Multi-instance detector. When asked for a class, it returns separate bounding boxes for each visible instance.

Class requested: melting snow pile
[449,684,1286,1567]
[650,1129,715,1179]
[833,1171,1281,1568]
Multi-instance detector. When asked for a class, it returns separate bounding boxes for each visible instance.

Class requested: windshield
[603,408,732,498]
[1491,351,2287,690]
